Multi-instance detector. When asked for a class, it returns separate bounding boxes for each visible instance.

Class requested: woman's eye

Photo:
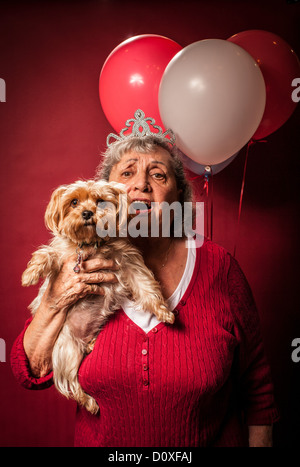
[121,171,132,178]
[71,199,79,207]
[152,172,165,180]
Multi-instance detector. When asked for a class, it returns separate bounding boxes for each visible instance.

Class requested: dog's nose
[82,210,94,220]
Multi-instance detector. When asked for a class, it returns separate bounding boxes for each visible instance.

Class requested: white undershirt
[122,238,196,333]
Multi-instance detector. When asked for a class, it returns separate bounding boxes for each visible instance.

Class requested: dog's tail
[52,325,99,415]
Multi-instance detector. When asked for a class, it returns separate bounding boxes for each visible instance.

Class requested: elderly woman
[11,114,279,447]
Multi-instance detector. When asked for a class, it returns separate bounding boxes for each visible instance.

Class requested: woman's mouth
[131,200,152,215]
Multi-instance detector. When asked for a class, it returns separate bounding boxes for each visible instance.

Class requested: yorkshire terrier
[22,179,174,414]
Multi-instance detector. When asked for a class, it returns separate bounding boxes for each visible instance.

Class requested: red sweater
[11,240,279,447]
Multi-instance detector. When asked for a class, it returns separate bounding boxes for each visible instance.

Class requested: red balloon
[228,30,300,140]
[99,34,182,133]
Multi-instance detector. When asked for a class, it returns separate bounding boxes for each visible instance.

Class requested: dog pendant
[73,249,83,273]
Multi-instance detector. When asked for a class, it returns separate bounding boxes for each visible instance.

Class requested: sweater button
[152,327,158,333]
[141,349,148,356]
[143,380,149,386]
[143,364,148,371]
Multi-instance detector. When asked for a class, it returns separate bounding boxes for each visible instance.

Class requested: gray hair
[95,136,193,205]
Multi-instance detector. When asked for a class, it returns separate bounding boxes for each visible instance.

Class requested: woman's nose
[133,175,151,192]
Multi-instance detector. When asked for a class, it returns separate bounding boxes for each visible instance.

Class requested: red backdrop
[0,0,299,447]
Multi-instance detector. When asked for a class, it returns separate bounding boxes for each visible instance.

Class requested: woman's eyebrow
[119,158,138,168]
[123,158,138,163]
[120,158,168,169]
[149,160,168,168]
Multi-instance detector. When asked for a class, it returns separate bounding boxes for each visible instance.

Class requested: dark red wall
[0,0,299,447]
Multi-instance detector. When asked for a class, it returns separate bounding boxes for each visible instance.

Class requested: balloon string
[189,170,214,240]
[204,177,209,239]
[203,171,213,241]
[209,173,214,241]
[233,138,267,258]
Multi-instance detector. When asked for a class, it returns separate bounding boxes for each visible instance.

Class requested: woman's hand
[46,252,118,313]
[23,253,118,378]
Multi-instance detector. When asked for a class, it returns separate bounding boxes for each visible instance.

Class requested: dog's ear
[44,185,68,233]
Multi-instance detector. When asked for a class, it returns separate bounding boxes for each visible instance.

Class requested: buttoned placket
[121,300,187,391]
[141,334,149,390]
[138,304,187,390]
[140,326,163,390]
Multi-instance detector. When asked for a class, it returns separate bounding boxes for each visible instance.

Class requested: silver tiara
[106,109,176,147]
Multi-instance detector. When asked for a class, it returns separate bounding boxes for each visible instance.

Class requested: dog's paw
[156,303,175,324]
[85,337,97,354]
[21,268,41,287]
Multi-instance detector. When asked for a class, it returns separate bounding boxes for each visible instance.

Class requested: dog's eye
[71,199,79,207]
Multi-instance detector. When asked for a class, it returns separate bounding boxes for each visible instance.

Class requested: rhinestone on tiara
[106,109,176,147]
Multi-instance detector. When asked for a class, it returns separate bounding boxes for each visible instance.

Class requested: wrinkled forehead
[114,148,174,171]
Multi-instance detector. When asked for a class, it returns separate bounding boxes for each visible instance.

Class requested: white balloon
[159,39,266,165]
[178,149,239,175]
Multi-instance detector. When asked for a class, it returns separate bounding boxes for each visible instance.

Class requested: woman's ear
[44,185,67,233]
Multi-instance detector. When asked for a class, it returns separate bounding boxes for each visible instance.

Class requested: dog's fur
[22,180,174,414]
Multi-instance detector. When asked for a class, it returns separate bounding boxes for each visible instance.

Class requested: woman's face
[109,147,181,206]
[108,147,181,235]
